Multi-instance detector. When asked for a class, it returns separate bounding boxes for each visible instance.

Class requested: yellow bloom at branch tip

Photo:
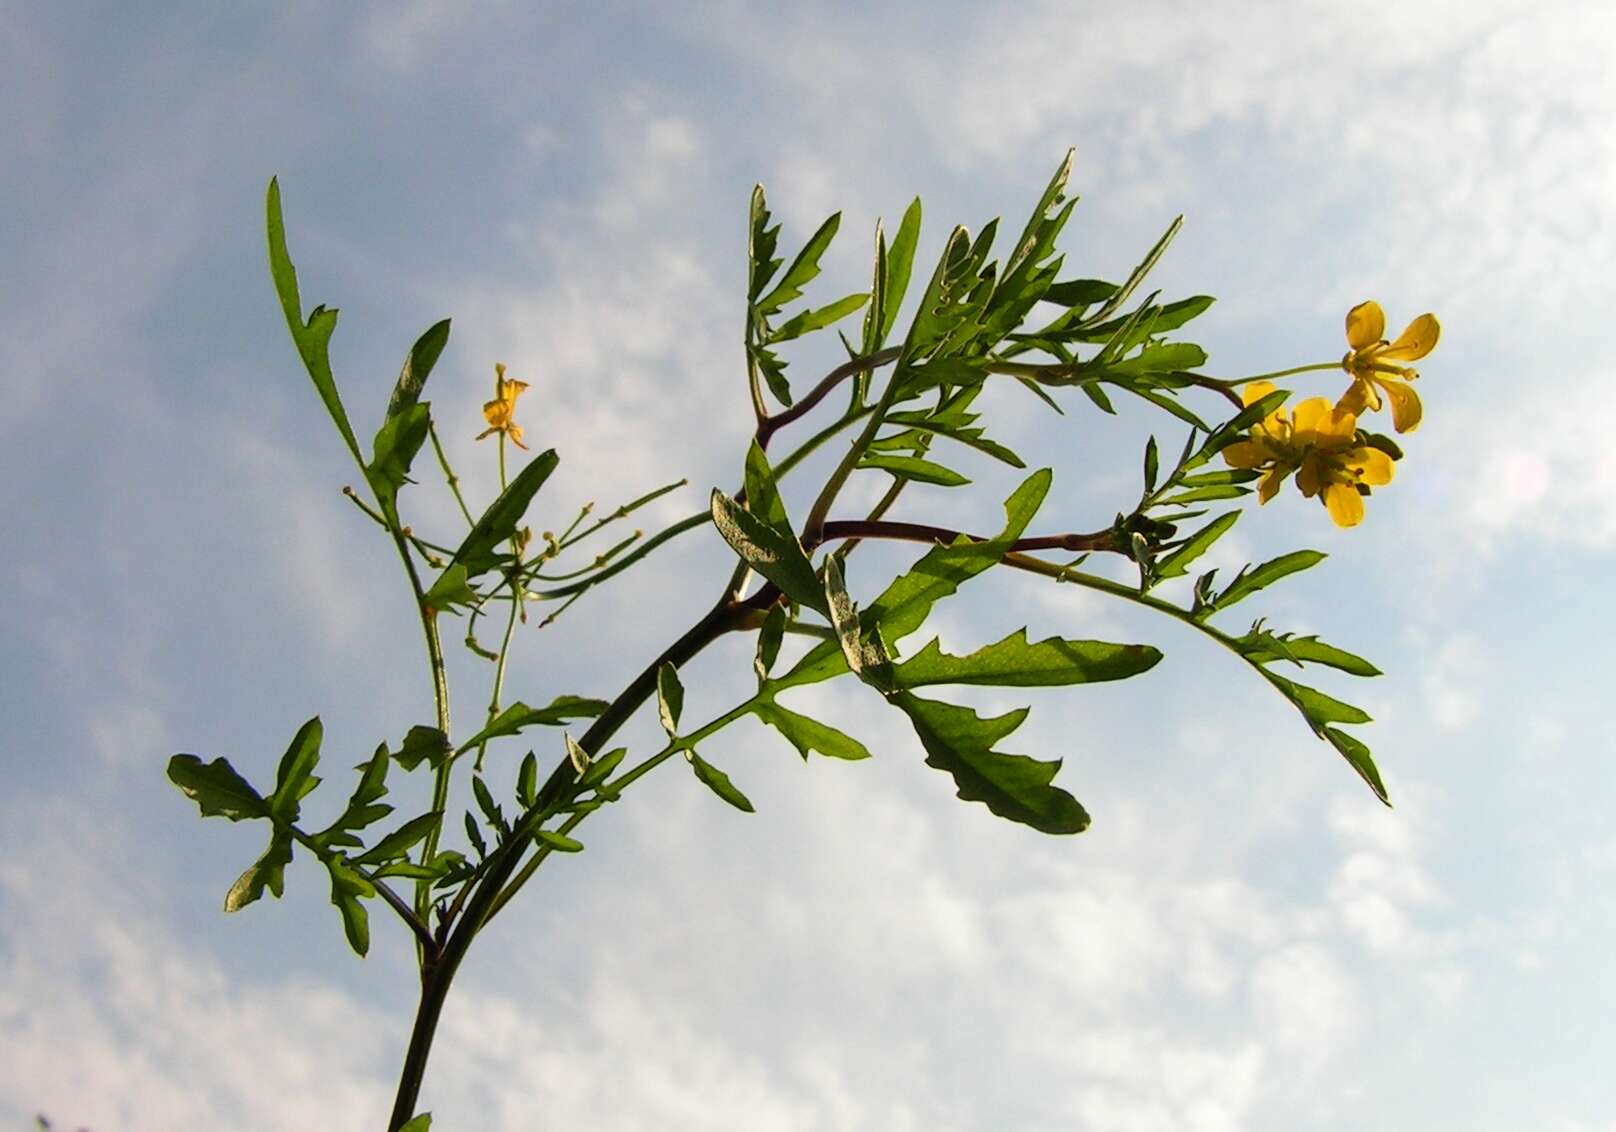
[1223,384,1396,528]
[1339,300,1439,434]
[477,362,530,449]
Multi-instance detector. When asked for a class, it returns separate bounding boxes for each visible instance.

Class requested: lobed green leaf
[168,755,269,822]
[892,629,1161,689]
[896,692,1089,835]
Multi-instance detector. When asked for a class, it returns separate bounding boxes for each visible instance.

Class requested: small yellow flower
[1338,300,1439,434]
[477,363,530,449]
[1221,381,1302,503]
[1224,383,1395,528]
[1290,398,1395,528]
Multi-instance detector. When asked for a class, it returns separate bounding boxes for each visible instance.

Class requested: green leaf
[516,752,539,808]
[1143,436,1160,492]
[895,692,1088,834]
[1153,512,1240,581]
[464,811,489,859]
[325,856,374,957]
[774,468,1052,692]
[892,629,1161,688]
[900,225,975,362]
[1265,673,1373,727]
[1010,150,1076,273]
[535,829,584,853]
[750,342,793,406]
[354,811,443,866]
[710,489,826,615]
[893,357,996,400]
[880,198,923,343]
[868,469,1049,640]
[471,775,505,832]
[1102,341,1209,377]
[1043,278,1117,309]
[1235,632,1382,677]
[398,1115,433,1132]
[656,663,685,736]
[754,701,872,760]
[1185,389,1289,470]
[1082,215,1182,327]
[265,178,362,464]
[1073,295,1214,343]
[1213,551,1327,611]
[387,319,451,420]
[578,746,626,789]
[824,556,894,690]
[769,292,870,343]
[688,752,755,812]
[884,398,1027,468]
[756,212,841,316]
[168,755,269,821]
[1081,383,1117,414]
[1122,383,1211,431]
[1154,484,1250,505]
[856,454,970,487]
[748,185,783,301]
[314,743,393,849]
[423,564,478,613]
[224,831,293,912]
[1174,469,1262,487]
[564,732,590,776]
[392,725,452,772]
[367,402,431,522]
[451,449,560,578]
[743,440,791,533]
[1326,727,1390,805]
[754,604,787,684]
[268,716,323,825]
[458,696,610,753]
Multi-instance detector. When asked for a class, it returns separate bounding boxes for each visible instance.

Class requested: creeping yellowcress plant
[166,154,1438,1131]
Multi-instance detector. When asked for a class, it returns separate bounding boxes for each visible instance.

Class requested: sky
[2,1,1614,1129]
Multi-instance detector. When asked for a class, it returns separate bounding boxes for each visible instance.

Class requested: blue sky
[3,2,1614,1129]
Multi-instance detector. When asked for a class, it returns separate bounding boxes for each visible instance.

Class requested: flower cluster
[1223,301,1437,528]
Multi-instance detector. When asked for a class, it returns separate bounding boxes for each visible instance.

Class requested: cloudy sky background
[3,1,1614,1129]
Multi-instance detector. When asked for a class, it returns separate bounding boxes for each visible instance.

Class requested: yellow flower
[1223,383,1396,528]
[1290,397,1395,528]
[1222,381,1303,503]
[477,363,530,449]
[1339,300,1439,434]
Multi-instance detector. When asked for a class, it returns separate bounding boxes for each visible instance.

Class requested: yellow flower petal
[1336,377,1378,416]
[1243,380,1279,407]
[1380,313,1440,362]
[1348,446,1395,486]
[1290,397,1333,437]
[1296,451,1326,498]
[1258,466,1289,503]
[1222,440,1270,469]
[1323,483,1365,527]
[1380,377,1423,433]
[1345,301,1386,351]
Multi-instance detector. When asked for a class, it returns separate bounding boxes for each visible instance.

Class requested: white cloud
[1249,942,1360,1064]
[0,800,395,1131]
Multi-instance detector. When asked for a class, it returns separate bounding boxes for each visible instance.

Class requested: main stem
[385,589,746,1130]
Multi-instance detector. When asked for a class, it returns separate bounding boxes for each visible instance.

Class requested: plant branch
[287,827,437,956]
[755,346,901,450]
[816,518,1124,556]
